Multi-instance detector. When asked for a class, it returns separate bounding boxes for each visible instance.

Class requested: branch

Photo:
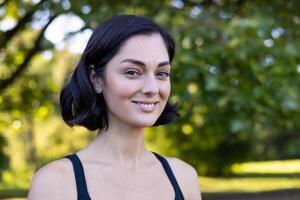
[0,0,48,48]
[0,0,10,8]
[183,0,247,9]
[0,14,58,93]
[236,0,247,6]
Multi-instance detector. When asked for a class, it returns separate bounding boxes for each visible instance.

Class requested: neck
[85,117,149,169]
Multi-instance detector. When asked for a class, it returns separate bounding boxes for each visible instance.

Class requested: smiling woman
[27,15,202,200]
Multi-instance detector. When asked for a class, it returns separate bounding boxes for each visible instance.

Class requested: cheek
[160,81,171,100]
[104,77,137,102]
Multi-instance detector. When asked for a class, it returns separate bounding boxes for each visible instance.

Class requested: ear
[89,65,103,94]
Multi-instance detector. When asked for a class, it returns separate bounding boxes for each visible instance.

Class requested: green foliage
[0,134,8,174]
[160,0,300,175]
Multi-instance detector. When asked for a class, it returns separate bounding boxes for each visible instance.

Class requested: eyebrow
[120,58,170,68]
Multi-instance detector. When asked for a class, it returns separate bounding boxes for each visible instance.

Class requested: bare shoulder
[27,158,75,200]
[165,157,202,200]
[165,157,197,178]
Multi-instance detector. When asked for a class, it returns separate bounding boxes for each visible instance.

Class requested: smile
[132,101,159,112]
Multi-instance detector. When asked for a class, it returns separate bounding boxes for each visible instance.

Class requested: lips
[132,101,159,112]
[132,101,159,105]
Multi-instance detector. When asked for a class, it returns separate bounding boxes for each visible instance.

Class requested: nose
[142,74,159,96]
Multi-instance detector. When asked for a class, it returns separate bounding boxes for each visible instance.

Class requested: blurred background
[0,0,300,199]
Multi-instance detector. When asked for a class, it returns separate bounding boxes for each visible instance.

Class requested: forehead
[113,33,169,63]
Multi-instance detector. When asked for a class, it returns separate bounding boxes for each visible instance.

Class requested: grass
[0,199,25,200]
[231,159,300,174]
[200,159,300,193]
[0,189,27,200]
[200,176,300,193]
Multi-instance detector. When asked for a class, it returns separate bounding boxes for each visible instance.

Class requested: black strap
[65,152,184,200]
[65,154,91,200]
[152,152,184,200]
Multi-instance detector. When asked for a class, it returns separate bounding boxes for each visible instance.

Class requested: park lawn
[231,159,300,174]
[200,159,300,193]
[199,176,300,193]
[1,199,24,200]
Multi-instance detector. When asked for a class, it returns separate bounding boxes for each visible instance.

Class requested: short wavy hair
[60,15,179,131]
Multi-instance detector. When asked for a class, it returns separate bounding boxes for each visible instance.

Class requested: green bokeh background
[0,0,300,199]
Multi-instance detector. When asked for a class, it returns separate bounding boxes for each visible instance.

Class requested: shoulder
[165,157,202,200]
[27,158,76,200]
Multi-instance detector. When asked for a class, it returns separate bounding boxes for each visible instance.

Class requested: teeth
[137,102,155,107]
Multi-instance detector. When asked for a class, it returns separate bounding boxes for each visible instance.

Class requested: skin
[28,34,202,200]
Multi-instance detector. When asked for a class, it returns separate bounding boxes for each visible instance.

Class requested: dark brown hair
[60,15,179,131]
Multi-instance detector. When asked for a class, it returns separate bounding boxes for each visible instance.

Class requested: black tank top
[65,152,184,200]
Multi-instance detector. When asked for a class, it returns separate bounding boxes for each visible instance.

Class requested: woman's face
[92,33,171,128]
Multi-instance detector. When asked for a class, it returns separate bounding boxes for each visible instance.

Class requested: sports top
[65,152,184,200]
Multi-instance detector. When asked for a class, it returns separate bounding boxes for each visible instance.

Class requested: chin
[130,117,158,128]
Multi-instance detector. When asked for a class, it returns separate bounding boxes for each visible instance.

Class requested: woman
[28,15,201,200]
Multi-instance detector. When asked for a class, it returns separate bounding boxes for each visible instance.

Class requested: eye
[156,71,170,79]
[124,69,141,78]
